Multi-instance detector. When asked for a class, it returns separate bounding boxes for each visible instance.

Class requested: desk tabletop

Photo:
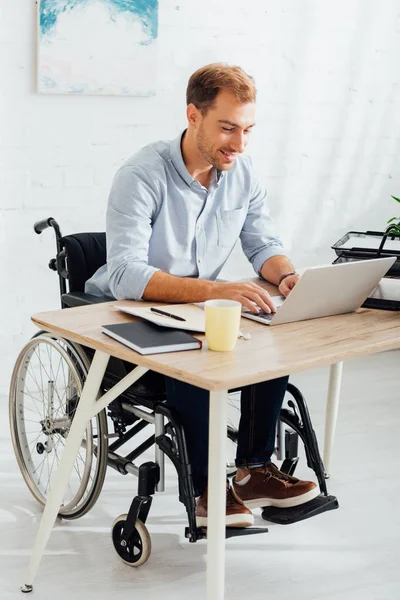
[32,284,400,391]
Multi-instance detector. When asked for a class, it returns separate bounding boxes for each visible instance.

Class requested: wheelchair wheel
[111,514,151,567]
[9,332,108,519]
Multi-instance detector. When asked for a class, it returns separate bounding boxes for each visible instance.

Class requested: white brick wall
[1,0,400,389]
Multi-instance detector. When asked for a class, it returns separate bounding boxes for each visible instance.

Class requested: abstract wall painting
[37,1,158,96]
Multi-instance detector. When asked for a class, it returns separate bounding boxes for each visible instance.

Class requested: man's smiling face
[194,90,256,171]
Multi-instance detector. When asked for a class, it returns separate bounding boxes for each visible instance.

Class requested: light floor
[1,350,400,600]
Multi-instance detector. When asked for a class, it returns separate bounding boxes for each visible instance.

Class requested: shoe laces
[263,462,293,483]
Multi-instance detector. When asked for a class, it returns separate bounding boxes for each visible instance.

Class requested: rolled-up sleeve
[106,166,160,300]
[240,169,287,276]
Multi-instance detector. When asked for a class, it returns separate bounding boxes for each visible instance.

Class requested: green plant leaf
[387,217,400,224]
[391,195,400,203]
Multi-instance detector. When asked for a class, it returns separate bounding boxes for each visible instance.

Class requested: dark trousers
[165,375,289,496]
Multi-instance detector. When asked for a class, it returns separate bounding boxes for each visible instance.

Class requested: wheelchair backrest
[62,232,106,293]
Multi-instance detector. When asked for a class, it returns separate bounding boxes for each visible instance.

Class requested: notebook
[102,321,202,355]
[115,303,206,332]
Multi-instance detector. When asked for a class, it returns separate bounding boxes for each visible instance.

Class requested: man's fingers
[244,291,276,314]
[250,287,276,312]
[242,284,276,311]
[239,297,261,314]
[279,281,290,297]
[279,274,300,297]
[217,282,276,313]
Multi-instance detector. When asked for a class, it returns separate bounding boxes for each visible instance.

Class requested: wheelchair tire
[111,514,151,567]
[9,332,108,520]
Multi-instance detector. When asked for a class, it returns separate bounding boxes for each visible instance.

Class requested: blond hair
[186,63,256,114]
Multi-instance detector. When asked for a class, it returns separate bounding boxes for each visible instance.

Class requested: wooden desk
[22,299,400,598]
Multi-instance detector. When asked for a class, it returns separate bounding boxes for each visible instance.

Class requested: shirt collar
[170,130,194,187]
[170,130,225,188]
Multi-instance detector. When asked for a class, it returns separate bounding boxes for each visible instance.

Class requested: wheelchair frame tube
[155,413,165,492]
[120,402,156,424]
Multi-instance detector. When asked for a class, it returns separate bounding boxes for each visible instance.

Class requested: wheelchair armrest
[62,291,113,307]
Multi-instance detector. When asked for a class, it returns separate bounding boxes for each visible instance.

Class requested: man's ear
[186,103,201,128]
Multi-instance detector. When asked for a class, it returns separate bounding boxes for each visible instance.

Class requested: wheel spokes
[13,337,101,514]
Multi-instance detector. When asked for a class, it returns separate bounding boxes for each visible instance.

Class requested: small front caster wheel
[111,514,151,567]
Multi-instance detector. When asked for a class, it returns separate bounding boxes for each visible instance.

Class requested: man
[86,63,319,527]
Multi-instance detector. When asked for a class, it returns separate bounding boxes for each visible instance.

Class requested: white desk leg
[323,361,344,477]
[207,390,228,600]
[22,350,110,593]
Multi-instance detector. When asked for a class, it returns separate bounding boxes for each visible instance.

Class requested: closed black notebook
[102,321,202,355]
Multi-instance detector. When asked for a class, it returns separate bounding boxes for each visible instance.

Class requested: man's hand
[278,273,300,298]
[143,271,278,313]
[212,281,276,314]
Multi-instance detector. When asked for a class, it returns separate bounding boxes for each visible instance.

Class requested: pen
[150,307,187,322]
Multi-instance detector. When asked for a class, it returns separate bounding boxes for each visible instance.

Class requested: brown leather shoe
[232,462,320,509]
[196,483,254,527]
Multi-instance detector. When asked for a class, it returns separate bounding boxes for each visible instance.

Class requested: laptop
[242,257,396,326]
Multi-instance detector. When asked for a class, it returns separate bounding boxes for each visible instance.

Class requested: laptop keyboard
[255,311,276,322]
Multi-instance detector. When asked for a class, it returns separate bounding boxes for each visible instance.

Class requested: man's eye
[222,127,234,132]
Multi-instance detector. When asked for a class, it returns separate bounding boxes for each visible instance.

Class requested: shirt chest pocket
[216,206,246,248]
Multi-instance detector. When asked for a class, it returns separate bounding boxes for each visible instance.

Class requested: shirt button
[198,257,203,263]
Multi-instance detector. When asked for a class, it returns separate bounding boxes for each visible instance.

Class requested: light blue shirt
[85,131,286,300]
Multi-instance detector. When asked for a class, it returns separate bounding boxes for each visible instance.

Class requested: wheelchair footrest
[261,494,339,525]
[185,526,268,541]
[225,526,268,539]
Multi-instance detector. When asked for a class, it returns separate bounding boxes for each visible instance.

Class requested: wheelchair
[9,217,338,569]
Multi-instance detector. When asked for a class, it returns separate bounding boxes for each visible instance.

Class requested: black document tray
[363,278,400,310]
[332,230,400,277]
[332,229,400,309]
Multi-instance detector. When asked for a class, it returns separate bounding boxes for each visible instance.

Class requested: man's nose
[231,132,246,153]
